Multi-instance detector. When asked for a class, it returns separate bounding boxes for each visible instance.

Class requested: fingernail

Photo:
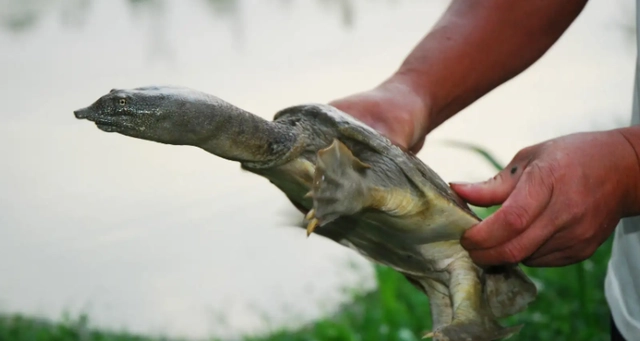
[460,229,482,249]
[460,236,479,250]
[449,181,480,187]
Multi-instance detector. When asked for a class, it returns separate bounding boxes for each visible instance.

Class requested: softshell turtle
[74,86,537,341]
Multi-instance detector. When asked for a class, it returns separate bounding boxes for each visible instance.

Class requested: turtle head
[74,86,299,166]
[74,86,218,146]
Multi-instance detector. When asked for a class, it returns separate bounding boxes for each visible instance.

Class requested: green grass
[0,314,177,341]
[0,145,614,340]
[0,234,613,341]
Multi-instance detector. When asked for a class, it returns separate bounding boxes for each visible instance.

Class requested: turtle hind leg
[424,322,522,341]
[423,257,523,341]
[304,139,373,234]
[415,277,454,333]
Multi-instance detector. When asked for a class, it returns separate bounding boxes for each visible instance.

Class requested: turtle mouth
[94,119,123,132]
[94,117,141,133]
[74,107,132,132]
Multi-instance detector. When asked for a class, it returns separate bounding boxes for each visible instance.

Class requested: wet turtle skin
[74,86,537,341]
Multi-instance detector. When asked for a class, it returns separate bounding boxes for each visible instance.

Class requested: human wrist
[329,75,430,151]
[613,126,640,217]
[381,72,433,137]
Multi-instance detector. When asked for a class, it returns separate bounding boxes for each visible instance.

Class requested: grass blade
[438,140,505,171]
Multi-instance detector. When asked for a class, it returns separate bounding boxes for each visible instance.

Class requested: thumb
[450,165,523,207]
[409,135,426,154]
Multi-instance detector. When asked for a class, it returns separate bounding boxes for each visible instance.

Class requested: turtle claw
[422,331,434,339]
[422,329,447,341]
[305,210,320,236]
[305,208,316,221]
[306,218,320,236]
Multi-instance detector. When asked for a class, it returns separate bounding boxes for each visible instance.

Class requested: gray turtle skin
[74,86,537,341]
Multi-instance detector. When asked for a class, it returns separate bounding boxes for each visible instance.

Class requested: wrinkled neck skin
[191,98,301,169]
[74,86,301,169]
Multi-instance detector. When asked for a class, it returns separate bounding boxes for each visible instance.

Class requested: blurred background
[0,0,636,340]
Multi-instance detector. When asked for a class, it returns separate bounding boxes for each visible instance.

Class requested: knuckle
[552,201,583,228]
[500,205,530,232]
[513,145,535,161]
[578,243,598,260]
[503,243,526,264]
[561,206,583,225]
[563,254,582,266]
[559,244,597,266]
[526,162,556,193]
[565,222,595,244]
[579,228,595,243]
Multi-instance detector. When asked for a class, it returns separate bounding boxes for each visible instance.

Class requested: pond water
[0,0,636,339]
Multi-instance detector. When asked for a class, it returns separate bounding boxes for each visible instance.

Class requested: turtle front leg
[424,256,523,341]
[304,139,423,235]
[304,139,372,235]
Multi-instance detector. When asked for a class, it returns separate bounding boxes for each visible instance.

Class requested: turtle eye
[118,98,126,106]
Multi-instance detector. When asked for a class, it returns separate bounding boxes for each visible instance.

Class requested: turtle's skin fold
[75,86,537,341]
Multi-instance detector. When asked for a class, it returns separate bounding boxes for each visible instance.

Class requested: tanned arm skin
[332,0,588,150]
[332,0,640,267]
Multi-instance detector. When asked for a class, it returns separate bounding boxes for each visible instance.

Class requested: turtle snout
[74,107,93,120]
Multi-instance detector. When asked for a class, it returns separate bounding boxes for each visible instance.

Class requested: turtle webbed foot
[423,320,522,341]
[304,139,371,235]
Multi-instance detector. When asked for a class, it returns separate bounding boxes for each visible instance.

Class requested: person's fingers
[451,146,537,206]
[461,163,554,250]
[450,166,522,207]
[467,214,556,265]
[522,242,597,267]
[522,226,574,263]
[523,217,612,267]
[409,135,426,153]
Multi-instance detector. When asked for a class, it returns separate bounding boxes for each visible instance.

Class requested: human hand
[330,78,430,153]
[451,130,640,267]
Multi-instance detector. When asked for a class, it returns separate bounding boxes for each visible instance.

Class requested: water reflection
[1,0,52,33]
[202,0,240,16]
[1,0,367,64]
[315,0,354,27]
[1,0,362,35]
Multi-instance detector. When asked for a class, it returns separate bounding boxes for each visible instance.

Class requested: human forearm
[390,0,588,134]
